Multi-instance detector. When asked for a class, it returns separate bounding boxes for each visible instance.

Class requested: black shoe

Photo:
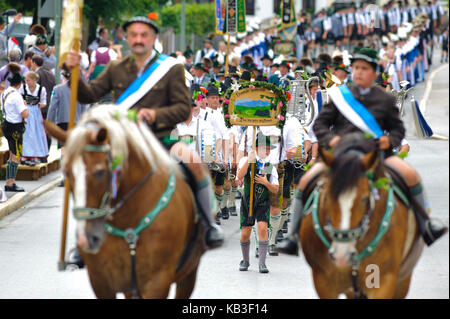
[24,160,36,167]
[282,221,288,233]
[215,212,221,225]
[269,245,278,256]
[259,264,269,273]
[5,184,25,192]
[229,206,237,216]
[221,207,229,220]
[239,260,250,271]
[276,235,300,256]
[423,219,448,246]
[58,180,65,187]
[205,225,224,249]
[67,248,84,269]
[276,230,284,243]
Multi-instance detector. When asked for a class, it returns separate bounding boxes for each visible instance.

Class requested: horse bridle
[71,143,155,221]
[323,172,376,244]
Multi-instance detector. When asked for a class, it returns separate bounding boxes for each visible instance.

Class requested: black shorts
[283,160,306,199]
[1,120,25,157]
[56,122,68,148]
[240,194,270,228]
[211,170,225,186]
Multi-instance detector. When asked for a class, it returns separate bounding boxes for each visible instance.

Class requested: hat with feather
[24,24,49,46]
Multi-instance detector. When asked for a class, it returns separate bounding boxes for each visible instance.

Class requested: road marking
[420,63,449,115]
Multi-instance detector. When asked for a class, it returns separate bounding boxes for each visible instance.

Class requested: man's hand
[64,50,81,71]
[308,158,316,166]
[254,174,268,186]
[138,108,156,125]
[248,150,256,163]
[285,147,297,160]
[378,136,391,150]
[14,13,22,23]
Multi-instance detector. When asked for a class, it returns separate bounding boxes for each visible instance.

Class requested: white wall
[254,0,275,21]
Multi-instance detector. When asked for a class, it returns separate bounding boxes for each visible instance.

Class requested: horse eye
[92,169,106,180]
[360,196,370,205]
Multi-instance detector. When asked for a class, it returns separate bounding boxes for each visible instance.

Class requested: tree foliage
[160,2,215,36]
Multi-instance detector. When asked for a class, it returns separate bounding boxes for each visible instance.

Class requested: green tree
[160,2,215,36]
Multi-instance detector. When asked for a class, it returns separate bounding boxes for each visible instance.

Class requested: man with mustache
[62,16,224,267]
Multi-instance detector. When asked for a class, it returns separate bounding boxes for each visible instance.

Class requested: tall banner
[223,0,246,35]
[277,0,297,41]
[215,0,226,34]
[57,0,84,271]
[237,0,246,33]
[59,0,83,67]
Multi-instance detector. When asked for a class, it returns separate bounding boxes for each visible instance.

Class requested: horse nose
[329,242,352,267]
[87,233,103,252]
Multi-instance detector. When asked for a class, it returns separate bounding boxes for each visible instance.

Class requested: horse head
[44,119,113,253]
[319,133,382,268]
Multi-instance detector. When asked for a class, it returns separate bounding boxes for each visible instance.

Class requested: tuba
[281,71,319,127]
[390,80,412,117]
[199,128,220,171]
[289,130,307,170]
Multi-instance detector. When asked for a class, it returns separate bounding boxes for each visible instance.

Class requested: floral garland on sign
[222,81,289,129]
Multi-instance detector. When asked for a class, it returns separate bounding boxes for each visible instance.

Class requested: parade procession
[0,0,449,303]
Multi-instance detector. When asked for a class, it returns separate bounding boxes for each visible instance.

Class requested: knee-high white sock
[228,186,238,208]
[269,214,281,245]
[221,188,230,209]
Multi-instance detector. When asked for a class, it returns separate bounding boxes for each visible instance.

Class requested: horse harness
[303,170,409,299]
[71,139,177,299]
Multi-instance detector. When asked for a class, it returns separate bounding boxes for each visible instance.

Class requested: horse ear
[319,146,335,167]
[96,128,108,144]
[43,120,68,143]
[360,149,379,172]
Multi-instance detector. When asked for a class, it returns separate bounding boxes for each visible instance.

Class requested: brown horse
[45,104,205,298]
[299,133,424,299]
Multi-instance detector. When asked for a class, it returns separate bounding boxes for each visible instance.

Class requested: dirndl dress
[22,104,48,159]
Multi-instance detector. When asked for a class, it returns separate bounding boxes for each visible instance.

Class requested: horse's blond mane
[64,104,179,174]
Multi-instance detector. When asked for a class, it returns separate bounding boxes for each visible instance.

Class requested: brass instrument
[324,71,343,89]
[281,71,319,127]
[390,80,412,117]
[289,130,307,170]
[200,128,219,171]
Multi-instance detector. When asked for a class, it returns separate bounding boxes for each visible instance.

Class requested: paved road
[0,57,448,299]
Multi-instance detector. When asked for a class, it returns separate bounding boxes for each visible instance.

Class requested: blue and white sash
[327,85,384,138]
[116,54,181,110]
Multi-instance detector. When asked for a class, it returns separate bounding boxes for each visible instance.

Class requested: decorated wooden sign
[273,39,296,56]
[223,81,288,128]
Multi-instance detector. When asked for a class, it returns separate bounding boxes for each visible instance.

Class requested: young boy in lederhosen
[236,133,279,274]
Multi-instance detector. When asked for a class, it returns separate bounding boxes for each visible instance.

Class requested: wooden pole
[224,33,231,77]
[248,126,256,219]
[58,40,81,271]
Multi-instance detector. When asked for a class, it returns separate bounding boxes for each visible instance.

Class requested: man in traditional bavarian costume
[236,133,279,273]
[203,82,229,224]
[194,37,217,65]
[277,110,311,253]
[1,71,29,192]
[277,47,448,256]
[63,16,224,257]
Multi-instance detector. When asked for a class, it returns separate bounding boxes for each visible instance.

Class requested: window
[246,0,255,15]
